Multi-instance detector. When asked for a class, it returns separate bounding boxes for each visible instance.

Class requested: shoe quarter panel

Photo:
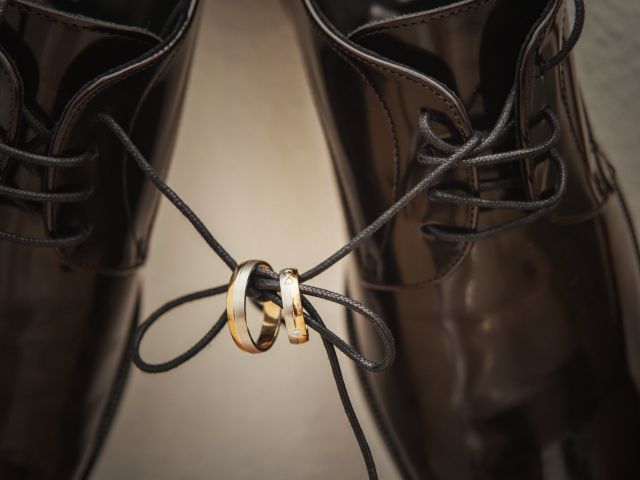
[519,0,612,217]
[0,45,21,175]
[47,1,201,271]
[291,0,478,286]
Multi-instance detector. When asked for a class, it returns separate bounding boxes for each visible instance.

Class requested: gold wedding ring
[279,268,308,344]
[227,260,281,353]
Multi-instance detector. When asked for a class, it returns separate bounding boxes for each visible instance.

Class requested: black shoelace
[0,0,583,477]
[98,86,565,479]
[0,0,94,246]
[0,111,94,247]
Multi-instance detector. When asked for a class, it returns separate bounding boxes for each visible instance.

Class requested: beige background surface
[93,1,640,479]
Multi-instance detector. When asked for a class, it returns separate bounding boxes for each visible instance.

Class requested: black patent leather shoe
[0,1,200,478]
[285,0,640,478]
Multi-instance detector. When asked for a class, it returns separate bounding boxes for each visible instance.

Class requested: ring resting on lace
[227,260,281,353]
[279,268,309,344]
[226,262,310,353]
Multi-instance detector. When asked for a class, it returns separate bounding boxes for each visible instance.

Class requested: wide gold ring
[279,268,308,344]
[227,260,281,353]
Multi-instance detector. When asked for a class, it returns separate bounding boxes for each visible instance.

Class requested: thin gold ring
[279,268,308,344]
[227,260,280,353]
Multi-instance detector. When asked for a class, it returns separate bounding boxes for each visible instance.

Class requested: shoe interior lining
[314,0,462,34]
[25,0,189,36]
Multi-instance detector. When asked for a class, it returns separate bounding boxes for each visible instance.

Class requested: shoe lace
[0,0,94,247]
[419,88,566,242]
[0,0,583,477]
[418,0,586,241]
[98,92,563,478]
[0,106,94,247]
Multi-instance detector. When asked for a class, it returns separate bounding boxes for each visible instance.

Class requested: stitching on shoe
[320,42,402,257]
[305,11,465,137]
[307,8,475,286]
[117,35,191,266]
[523,25,551,195]
[557,44,585,161]
[0,56,18,172]
[7,1,156,45]
[517,0,561,197]
[137,44,191,262]
[525,1,611,222]
[51,32,187,272]
[557,2,585,157]
[0,66,17,135]
[351,0,495,40]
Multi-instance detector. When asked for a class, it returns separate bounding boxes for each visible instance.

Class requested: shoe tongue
[2,1,160,126]
[349,0,544,127]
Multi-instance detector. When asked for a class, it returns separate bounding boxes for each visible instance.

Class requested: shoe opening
[24,0,191,37]
[315,0,465,35]
[318,0,550,127]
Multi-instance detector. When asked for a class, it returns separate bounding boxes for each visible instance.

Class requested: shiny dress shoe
[0,1,200,478]
[285,0,640,478]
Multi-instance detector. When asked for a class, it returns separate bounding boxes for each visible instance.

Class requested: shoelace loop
[0,107,95,247]
[539,0,585,74]
[98,111,397,479]
[131,267,396,375]
[419,90,567,242]
[97,79,565,477]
